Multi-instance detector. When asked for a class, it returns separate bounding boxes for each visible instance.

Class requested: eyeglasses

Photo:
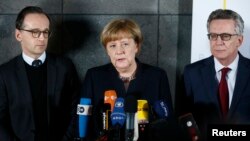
[207,33,238,41]
[20,29,51,38]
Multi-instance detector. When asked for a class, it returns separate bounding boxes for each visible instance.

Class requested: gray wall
[0,0,192,106]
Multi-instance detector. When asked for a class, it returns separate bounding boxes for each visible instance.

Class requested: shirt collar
[22,52,46,66]
[214,54,239,72]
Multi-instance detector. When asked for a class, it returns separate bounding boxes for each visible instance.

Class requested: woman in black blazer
[81,19,178,141]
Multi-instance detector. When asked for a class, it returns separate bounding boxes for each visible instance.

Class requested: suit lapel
[228,55,250,117]
[46,55,56,125]
[16,56,35,130]
[200,57,221,112]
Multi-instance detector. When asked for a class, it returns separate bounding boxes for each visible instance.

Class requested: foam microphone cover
[77,98,92,138]
[111,98,126,126]
[153,100,169,119]
[104,90,117,112]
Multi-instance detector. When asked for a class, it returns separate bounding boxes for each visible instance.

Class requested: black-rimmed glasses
[207,33,238,41]
[20,29,51,38]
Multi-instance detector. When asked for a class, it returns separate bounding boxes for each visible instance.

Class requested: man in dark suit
[0,6,80,141]
[176,9,250,141]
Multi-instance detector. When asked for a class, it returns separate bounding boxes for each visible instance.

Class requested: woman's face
[106,37,138,71]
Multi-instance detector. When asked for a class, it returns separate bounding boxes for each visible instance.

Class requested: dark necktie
[219,67,230,118]
[32,59,42,67]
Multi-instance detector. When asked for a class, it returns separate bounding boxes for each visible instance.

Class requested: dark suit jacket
[176,53,250,140]
[0,54,80,141]
[80,60,174,141]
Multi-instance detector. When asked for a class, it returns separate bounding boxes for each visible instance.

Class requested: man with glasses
[176,9,250,141]
[0,6,80,141]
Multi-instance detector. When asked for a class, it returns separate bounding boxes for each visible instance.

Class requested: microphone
[179,113,201,141]
[77,98,92,139]
[104,90,117,112]
[103,90,117,131]
[137,100,149,141]
[124,95,137,141]
[111,98,126,126]
[150,100,185,141]
[148,99,174,141]
[133,113,139,141]
[102,103,111,131]
[110,98,126,141]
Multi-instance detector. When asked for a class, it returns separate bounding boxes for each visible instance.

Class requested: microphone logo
[160,101,168,117]
[111,98,126,125]
[115,101,124,107]
[77,104,92,115]
[79,106,85,113]
[105,95,117,101]
[104,90,117,112]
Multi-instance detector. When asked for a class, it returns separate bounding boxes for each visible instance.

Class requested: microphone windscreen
[153,100,169,119]
[104,90,117,112]
[137,100,149,123]
[77,98,92,138]
[111,98,126,126]
[124,95,137,113]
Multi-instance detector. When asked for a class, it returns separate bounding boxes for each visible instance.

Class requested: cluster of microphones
[76,90,201,141]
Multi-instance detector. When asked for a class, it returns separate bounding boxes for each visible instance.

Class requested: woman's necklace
[119,70,136,83]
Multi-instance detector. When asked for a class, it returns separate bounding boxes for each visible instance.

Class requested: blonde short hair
[100,18,143,53]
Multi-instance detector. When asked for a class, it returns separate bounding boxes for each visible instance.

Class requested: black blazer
[0,54,80,141]
[176,53,250,140]
[81,60,174,140]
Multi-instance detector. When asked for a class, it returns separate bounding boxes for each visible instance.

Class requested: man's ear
[236,35,243,49]
[15,29,22,41]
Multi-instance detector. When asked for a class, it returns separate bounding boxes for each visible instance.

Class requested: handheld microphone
[77,98,92,139]
[150,100,184,141]
[124,95,137,141]
[103,90,117,131]
[102,103,111,131]
[148,99,172,141]
[179,113,201,141]
[111,98,126,126]
[137,100,149,141]
[110,98,126,141]
[104,90,117,112]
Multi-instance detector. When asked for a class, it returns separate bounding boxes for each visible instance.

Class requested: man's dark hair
[16,6,50,30]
